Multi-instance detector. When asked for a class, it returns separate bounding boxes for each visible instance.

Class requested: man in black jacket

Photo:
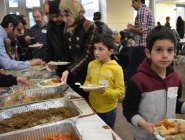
[42,0,66,71]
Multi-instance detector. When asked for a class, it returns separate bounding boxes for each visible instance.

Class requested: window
[10,12,19,15]
[80,0,99,21]
[29,12,35,27]
[9,0,18,7]
[176,6,185,21]
[26,0,40,8]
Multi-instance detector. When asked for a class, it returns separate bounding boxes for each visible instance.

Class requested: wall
[100,0,134,32]
[155,2,176,29]
[0,0,6,22]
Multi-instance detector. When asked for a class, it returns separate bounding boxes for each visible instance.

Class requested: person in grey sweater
[93,12,113,35]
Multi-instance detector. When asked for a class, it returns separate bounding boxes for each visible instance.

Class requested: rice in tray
[4,88,63,107]
[0,107,74,134]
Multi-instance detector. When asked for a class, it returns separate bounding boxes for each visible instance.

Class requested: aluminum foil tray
[22,70,54,80]
[0,87,65,110]
[0,99,81,132]
[0,119,82,140]
[27,79,43,89]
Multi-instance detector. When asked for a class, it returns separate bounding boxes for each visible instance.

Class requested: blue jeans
[127,46,146,81]
[96,107,117,130]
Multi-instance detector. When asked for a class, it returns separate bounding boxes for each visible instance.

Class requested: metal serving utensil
[75,82,83,88]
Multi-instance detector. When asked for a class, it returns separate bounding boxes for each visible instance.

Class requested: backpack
[94,21,104,34]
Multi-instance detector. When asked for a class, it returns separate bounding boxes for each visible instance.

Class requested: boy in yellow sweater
[84,33,125,130]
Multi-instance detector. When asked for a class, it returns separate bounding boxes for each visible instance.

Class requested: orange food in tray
[51,79,61,83]
[43,134,71,140]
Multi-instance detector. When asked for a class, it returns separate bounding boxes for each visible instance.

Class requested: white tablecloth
[77,114,122,140]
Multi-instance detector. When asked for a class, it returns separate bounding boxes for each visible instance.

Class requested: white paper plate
[28,44,43,47]
[48,61,70,65]
[30,66,47,71]
[154,119,184,140]
[38,78,64,88]
[80,84,106,90]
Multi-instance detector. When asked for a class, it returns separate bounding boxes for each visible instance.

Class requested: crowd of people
[0,0,185,139]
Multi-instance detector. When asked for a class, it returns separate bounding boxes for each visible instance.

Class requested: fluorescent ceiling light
[176,0,185,2]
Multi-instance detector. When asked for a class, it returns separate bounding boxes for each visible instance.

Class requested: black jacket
[43,21,68,72]
[62,16,96,79]
[0,74,17,87]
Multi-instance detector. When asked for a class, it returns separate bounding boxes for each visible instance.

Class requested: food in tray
[4,88,63,107]
[39,78,62,87]
[23,70,52,80]
[48,61,70,65]
[43,134,71,140]
[0,107,74,134]
[30,65,46,70]
[154,118,185,140]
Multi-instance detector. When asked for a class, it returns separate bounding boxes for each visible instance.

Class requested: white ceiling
[156,0,185,4]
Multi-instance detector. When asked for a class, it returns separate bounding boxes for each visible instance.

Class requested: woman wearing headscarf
[59,0,96,101]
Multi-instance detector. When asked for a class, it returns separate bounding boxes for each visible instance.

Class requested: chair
[111,54,130,82]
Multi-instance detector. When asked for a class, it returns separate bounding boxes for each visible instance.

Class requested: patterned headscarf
[59,0,85,35]
[59,0,85,18]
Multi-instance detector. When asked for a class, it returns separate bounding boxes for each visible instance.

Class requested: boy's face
[94,42,113,64]
[145,39,175,71]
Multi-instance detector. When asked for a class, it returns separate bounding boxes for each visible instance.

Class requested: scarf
[4,39,13,59]
[59,0,85,18]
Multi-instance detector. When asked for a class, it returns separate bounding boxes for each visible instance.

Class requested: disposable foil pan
[22,70,53,80]
[0,120,82,140]
[0,87,65,110]
[0,99,81,128]
[27,79,43,89]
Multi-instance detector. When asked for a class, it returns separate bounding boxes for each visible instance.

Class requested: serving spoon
[75,82,83,88]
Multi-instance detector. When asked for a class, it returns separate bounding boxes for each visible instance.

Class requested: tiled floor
[114,56,185,140]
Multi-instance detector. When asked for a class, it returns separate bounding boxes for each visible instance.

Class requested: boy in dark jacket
[123,26,185,140]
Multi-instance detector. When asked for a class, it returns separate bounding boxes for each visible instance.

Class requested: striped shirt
[134,4,155,47]
[29,23,47,59]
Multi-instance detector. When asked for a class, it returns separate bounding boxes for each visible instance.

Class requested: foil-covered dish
[0,87,65,110]
[3,121,82,140]
[0,120,82,140]
[0,88,10,95]
[28,79,43,89]
[22,70,54,80]
[0,99,81,136]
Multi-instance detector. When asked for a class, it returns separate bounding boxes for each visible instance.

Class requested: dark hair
[11,14,26,25]
[177,16,184,24]
[134,0,145,4]
[119,31,128,46]
[140,0,145,4]
[146,26,176,52]
[157,21,161,26]
[94,33,114,50]
[166,16,170,20]
[93,12,101,21]
[1,14,20,28]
